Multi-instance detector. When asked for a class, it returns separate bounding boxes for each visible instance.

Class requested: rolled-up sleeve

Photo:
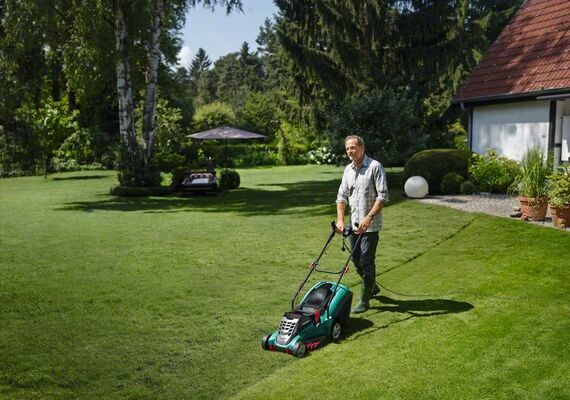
[374,164,389,204]
[336,168,349,204]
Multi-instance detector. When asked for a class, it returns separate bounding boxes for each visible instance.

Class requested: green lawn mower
[261,222,362,357]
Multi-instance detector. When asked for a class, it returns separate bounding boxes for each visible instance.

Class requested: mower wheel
[331,319,342,340]
[293,342,306,358]
[261,335,270,350]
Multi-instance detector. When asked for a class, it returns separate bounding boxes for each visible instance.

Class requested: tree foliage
[326,88,422,166]
[0,0,526,177]
[274,0,523,149]
[193,102,236,131]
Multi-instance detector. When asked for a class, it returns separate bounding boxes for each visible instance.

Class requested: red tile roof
[453,0,570,104]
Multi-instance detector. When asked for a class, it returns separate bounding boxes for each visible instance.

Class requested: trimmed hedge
[403,149,472,194]
[109,185,172,197]
[440,172,465,194]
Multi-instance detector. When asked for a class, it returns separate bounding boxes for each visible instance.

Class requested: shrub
[193,143,279,168]
[51,158,104,172]
[440,172,465,194]
[460,181,478,195]
[547,166,570,207]
[233,145,280,167]
[110,185,171,197]
[307,146,336,165]
[117,162,162,187]
[155,152,186,173]
[469,149,519,193]
[100,150,118,169]
[276,121,310,165]
[219,169,240,190]
[403,149,471,194]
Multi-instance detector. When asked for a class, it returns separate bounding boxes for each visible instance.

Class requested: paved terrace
[413,194,569,231]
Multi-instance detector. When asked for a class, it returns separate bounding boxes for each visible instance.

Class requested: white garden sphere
[404,176,429,198]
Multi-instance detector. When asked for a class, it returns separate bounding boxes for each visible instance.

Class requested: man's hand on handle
[335,220,344,234]
[356,215,373,234]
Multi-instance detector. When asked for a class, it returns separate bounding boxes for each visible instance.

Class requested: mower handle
[332,220,358,237]
[291,222,362,311]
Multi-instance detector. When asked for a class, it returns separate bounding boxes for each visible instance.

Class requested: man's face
[345,138,365,164]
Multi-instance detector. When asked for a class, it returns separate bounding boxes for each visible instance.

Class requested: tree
[112,0,242,186]
[34,97,81,178]
[189,48,212,80]
[193,102,236,131]
[187,47,212,100]
[273,0,523,147]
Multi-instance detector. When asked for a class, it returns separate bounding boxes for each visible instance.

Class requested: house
[452,0,570,167]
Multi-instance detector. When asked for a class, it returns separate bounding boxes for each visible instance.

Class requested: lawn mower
[261,222,362,357]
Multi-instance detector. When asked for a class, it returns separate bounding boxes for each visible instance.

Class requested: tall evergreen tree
[189,48,212,80]
[187,47,212,101]
[273,0,523,147]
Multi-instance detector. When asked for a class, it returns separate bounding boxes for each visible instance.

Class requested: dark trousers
[349,232,379,287]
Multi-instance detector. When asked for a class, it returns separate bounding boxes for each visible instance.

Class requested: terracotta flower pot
[518,196,548,221]
[550,204,570,229]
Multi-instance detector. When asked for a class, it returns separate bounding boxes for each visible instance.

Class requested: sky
[178,1,279,68]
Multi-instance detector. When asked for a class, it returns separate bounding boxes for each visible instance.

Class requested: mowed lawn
[0,166,568,400]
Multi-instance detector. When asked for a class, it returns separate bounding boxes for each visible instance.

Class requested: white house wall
[471,101,550,161]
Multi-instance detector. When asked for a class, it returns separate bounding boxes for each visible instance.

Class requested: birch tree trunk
[142,0,164,162]
[114,0,142,184]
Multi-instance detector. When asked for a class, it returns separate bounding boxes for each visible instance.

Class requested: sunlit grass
[0,166,567,399]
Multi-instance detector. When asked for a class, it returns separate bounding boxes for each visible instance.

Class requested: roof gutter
[536,93,570,100]
[452,87,570,107]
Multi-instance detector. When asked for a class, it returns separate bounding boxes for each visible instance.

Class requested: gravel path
[413,194,568,231]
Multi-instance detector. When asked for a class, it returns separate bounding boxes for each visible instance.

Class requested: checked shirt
[336,155,389,232]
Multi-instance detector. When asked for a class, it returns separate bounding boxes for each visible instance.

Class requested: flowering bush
[307,146,335,165]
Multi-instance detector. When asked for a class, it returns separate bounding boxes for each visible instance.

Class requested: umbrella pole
[224,139,228,170]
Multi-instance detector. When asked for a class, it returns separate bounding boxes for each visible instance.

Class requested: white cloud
[177,46,193,69]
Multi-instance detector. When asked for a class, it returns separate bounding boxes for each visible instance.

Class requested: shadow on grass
[51,174,110,181]
[372,295,473,315]
[347,295,474,340]
[58,172,404,216]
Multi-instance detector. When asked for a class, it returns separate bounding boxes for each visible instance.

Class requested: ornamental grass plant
[509,148,552,199]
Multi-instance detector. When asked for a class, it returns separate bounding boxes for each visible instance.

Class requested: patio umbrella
[186,126,266,167]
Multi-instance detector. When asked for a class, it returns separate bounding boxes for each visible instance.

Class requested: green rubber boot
[351,283,373,314]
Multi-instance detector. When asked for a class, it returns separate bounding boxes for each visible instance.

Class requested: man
[336,135,389,313]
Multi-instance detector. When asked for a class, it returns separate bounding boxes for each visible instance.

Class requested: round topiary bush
[403,149,472,194]
[219,169,240,190]
[440,172,465,194]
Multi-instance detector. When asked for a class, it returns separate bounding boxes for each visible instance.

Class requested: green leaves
[547,166,570,208]
[193,101,236,131]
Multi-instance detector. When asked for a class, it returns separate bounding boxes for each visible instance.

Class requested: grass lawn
[0,165,568,399]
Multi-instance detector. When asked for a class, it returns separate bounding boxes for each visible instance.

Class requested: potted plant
[547,166,570,228]
[510,148,552,221]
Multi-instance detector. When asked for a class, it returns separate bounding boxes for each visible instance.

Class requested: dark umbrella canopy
[186,126,266,168]
[186,126,266,140]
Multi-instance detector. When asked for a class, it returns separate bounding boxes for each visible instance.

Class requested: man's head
[344,135,365,165]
